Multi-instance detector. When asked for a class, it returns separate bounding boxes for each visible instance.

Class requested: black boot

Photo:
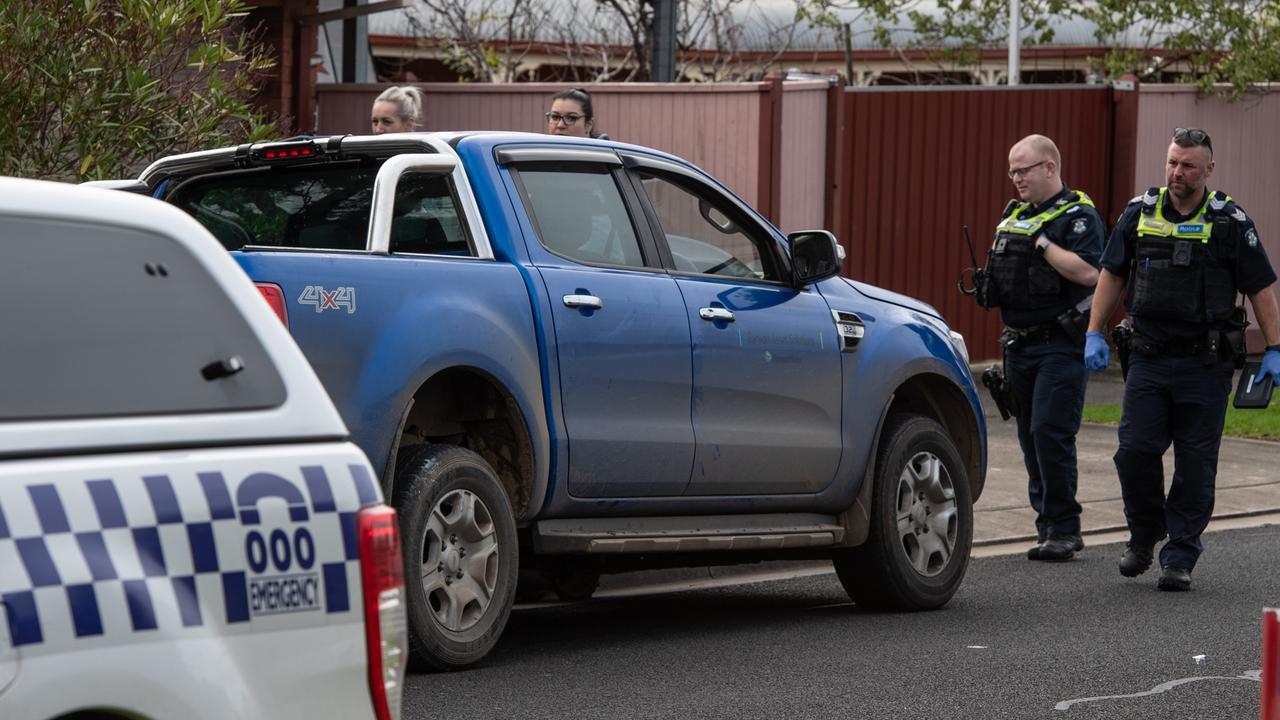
[1026,537,1046,560]
[1157,566,1192,591]
[1038,534,1083,562]
[1118,541,1156,577]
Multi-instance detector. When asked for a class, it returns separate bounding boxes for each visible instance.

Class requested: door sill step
[533,513,845,554]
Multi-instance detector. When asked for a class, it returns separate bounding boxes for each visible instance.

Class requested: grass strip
[1082,396,1280,441]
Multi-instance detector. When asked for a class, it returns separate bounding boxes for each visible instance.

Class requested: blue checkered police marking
[0,463,378,648]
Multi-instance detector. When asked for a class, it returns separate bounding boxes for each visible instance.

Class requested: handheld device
[1233,361,1274,409]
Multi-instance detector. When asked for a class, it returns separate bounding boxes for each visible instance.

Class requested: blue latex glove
[1261,349,1280,384]
[1084,331,1109,371]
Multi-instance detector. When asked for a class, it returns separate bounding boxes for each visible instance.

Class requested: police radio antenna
[957,224,985,298]
[962,225,979,270]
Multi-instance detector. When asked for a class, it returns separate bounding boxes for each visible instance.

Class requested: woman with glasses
[545,88,607,139]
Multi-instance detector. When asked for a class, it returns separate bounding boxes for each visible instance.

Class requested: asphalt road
[403,524,1280,720]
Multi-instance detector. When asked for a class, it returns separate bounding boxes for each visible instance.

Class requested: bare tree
[398,0,910,83]
[541,2,642,81]
[405,0,548,81]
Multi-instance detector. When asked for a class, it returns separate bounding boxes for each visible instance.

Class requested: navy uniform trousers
[1004,337,1087,539]
[1113,352,1235,570]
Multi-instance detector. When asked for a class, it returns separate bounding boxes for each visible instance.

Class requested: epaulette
[1139,187,1160,216]
[1205,190,1232,219]
[1001,199,1019,219]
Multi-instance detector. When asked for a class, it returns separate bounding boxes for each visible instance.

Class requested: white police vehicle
[0,178,406,720]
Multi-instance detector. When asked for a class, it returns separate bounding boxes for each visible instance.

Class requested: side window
[389,173,472,256]
[518,165,645,268]
[637,171,781,282]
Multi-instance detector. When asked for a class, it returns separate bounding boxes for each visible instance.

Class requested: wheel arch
[839,370,984,547]
[384,366,537,519]
[883,371,984,502]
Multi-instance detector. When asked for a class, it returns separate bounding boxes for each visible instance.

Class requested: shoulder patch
[1232,207,1248,223]
[1071,217,1088,235]
[1247,228,1260,247]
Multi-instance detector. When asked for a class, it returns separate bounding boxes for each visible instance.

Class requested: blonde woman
[371,86,423,134]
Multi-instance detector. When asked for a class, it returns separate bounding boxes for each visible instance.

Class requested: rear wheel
[393,444,518,670]
[834,414,972,611]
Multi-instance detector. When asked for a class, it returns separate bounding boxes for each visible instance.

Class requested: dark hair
[1172,127,1213,156]
[551,87,601,138]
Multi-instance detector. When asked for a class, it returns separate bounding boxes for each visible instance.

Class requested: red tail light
[254,141,319,162]
[255,283,289,327]
[359,504,407,720]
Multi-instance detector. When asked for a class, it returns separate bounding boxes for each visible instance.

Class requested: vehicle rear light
[254,141,319,162]
[255,283,288,327]
[359,504,407,720]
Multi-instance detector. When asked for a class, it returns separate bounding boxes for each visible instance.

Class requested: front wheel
[833,414,973,611]
[393,444,519,670]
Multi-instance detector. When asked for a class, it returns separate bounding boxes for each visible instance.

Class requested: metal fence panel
[831,85,1116,360]
[778,81,830,233]
[317,82,772,207]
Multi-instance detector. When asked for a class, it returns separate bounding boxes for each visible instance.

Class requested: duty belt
[1004,323,1071,347]
[1129,331,1215,358]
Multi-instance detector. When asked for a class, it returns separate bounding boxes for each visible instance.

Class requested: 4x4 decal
[298,285,355,314]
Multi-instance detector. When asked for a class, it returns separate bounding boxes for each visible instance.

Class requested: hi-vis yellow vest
[1135,187,1226,242]
[1127,187,1236,323]
[987,191,1095,312]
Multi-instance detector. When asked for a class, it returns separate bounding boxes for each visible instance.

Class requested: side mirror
[788,230,844,286]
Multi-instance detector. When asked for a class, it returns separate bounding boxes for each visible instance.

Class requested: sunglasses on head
[1173,127,1213,152]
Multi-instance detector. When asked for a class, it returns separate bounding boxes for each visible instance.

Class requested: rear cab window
[167,163,473,256]
[0,216,286,421]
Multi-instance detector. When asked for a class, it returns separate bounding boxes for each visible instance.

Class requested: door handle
[699,307,735,322]
[563,294,603,310]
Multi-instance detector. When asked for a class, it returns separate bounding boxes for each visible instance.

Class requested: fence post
[1107,74,1140,223]
[756,75,784,226]
[824,79,843,236]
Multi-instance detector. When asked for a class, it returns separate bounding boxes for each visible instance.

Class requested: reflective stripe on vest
[1136,188,1229,244]
[994,190,1096,237]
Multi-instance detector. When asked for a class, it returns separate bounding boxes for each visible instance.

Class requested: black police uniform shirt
[999,185,1106,330]
[1101,190,1276,342]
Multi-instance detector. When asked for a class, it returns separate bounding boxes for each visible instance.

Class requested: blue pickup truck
[113,132,987,669]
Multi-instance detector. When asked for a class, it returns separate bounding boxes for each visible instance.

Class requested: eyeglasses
[1007,161,1045,179]
[546,112,584,126]
[1173,127,1213,152]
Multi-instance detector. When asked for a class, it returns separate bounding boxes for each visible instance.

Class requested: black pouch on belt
[1056,294,1093,345]
[999,328,1023,353]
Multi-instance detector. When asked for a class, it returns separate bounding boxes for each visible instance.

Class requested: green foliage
[803,0,1279,96]
[1079,0,1280,98]
[902,0,1071,68]
[0,0,279,182]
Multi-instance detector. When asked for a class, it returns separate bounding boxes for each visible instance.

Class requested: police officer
[1085,127,1280,591]
[980,134,1104,562]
